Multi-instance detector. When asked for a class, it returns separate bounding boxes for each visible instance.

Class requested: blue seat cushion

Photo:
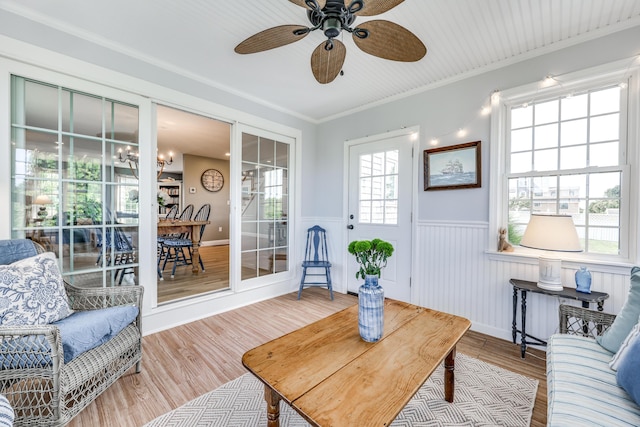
[0,305,138,367]
[162,238,191,247]
[0,239,38,265]
[51,305,139,363]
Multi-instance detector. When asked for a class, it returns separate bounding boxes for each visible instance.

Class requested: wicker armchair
[558,304,617,338]
[0,239,143,426]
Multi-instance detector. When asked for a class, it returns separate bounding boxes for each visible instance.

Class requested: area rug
[145,353,538,426]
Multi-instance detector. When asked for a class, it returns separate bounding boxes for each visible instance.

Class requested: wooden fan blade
[311,39,346,84]
[355,0,404,16]
[235,25,309,54]
[353,20,426,62]
[289,0,327,10]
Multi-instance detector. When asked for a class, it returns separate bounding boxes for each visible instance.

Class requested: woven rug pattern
[145,353,538,427]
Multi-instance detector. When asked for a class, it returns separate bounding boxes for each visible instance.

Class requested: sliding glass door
[9,74,298,301]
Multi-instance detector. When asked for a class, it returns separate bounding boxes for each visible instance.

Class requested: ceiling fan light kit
[234,0,426,84]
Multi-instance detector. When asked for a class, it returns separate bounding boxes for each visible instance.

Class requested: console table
[509,278,609,358]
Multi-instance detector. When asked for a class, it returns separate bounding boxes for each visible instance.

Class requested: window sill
[486,249,636,275]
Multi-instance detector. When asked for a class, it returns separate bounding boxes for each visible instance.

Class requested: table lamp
[519,214,582,291]
[34,195,52,218]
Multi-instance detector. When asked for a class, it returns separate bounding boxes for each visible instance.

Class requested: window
[358,150,399,225]
[491,60,639,261]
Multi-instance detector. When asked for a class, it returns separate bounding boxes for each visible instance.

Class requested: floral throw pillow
[0,252,74,325]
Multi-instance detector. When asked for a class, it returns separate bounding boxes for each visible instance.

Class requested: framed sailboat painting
[424,141,481,190]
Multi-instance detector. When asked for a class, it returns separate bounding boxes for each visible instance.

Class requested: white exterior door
[346,130,415,302]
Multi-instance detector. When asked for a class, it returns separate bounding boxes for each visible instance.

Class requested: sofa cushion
[51,305,139,363]
[0,252,73,326]
[610,315,640,371]
[547,334,640,426]
[597,266,640,353]
[617,334,640,406]
[0,239,38,265]
[0,393,14,427]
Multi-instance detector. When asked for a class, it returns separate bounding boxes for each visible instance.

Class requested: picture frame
[424,141,481,191]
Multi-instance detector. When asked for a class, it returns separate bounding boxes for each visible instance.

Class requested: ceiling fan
[234,0,426,84]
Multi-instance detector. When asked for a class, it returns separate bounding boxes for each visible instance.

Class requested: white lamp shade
[34,195,52,205]
[520,214,582,292]
[520,214,582,252]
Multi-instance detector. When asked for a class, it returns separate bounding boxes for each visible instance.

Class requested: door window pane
[358,150,399,225]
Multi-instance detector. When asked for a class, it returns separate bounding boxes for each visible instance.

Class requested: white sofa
[547,304,640,426]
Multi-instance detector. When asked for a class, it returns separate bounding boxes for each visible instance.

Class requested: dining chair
[96,224,136,285]
[157,204,180,250]
[164,204,179,220]
[160,204,210,278]
[157,204,194,278]
[298,225,333,300]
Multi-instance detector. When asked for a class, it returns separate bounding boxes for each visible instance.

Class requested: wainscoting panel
[298,218,633,346]
[415,220,633,345]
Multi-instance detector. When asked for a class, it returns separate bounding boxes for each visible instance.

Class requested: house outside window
[490,60,639,262]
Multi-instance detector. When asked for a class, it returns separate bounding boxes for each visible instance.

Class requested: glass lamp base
[537,256,563,291]
[536,281,563,291]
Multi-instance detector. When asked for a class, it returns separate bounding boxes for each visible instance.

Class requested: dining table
[157,219,210,279]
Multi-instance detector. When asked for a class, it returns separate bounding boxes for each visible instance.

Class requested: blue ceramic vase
[358,275,384,342]
[575,267,592,293]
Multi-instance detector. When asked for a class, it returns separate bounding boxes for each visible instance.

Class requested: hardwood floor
[157,245,230,304]
[68,288,547,426]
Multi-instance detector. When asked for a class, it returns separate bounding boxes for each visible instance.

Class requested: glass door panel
[241,131,290,278]
[11,76,140,288]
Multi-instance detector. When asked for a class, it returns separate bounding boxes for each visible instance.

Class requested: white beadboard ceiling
[1,0,640,123]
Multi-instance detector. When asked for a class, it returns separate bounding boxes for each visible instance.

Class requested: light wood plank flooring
[157,245,230,304]
[68,288,547,427]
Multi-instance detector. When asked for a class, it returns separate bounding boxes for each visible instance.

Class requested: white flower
[157,190,171,206]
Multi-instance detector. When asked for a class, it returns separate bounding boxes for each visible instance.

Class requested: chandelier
[118,147,173,179]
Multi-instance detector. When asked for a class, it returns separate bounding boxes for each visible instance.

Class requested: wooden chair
[157,204,194,275]
[298,225,333,300]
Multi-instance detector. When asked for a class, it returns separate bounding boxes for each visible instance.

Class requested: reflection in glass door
[10,76,140,287]
[241,132,290,279]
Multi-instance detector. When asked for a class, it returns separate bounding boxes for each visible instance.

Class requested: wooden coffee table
[242,299,471,426]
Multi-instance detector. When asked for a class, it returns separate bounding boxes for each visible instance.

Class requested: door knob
[347,224,354,230]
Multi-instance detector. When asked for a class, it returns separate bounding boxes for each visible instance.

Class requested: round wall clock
[201,168,224,192]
